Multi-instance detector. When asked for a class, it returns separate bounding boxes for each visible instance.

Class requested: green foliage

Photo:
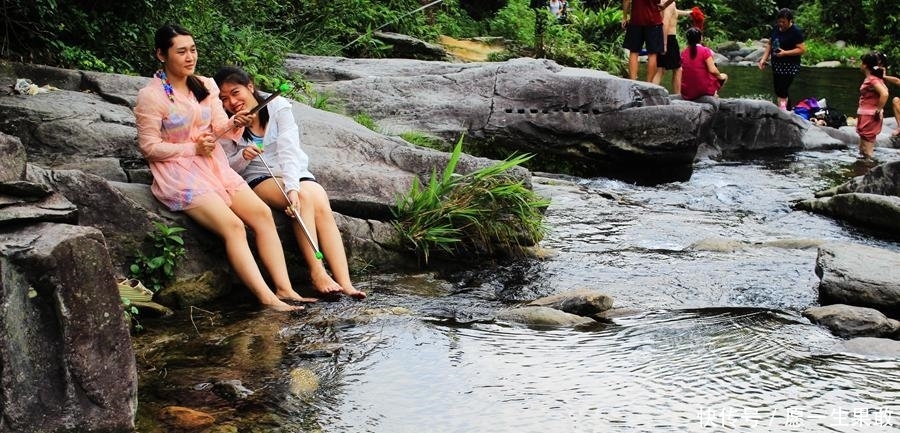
[392,136,549,264]
[121,297,142,332]
[488,0,537,46]
[129,222,186,293]
[433,0,489,38]
[801,40,867,66]
[1,0,897,80]
[400,131,449,151]
[354,112,379,131]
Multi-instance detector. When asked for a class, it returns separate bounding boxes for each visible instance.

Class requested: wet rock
[814,242,900,315]
[0,222,137,432]
[815,160,900,197]
[496,306,597,327]
[212,379,255,401]
[289,368,320,397]
[803,304,900,338]
[798,160,900,233]
[841,337,900,358]
[796,193,900,235]
[158,406,215,431]
[528,288,614,316]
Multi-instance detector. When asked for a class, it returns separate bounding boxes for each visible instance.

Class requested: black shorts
[247,176,317,189]
[623,24,664,54]
[658,35,681,69]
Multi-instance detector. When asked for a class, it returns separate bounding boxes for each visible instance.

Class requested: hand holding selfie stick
[254,144,324,261]
[239,84,324,261]
[212,83,291,142]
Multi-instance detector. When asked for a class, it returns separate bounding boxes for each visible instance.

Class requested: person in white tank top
[549,0,561,16]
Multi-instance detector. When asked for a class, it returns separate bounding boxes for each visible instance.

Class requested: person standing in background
[757,8,805,110]
[549,0,562,16]
[875,52,900,136]
[622,0,664,81]
[855,52,889,160]
[652,0,691,93]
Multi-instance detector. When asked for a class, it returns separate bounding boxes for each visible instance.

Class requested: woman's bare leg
[300,182,365,299]
[858,138,875,159]
[184,195,301,311]
[253,179,364,299]
[229,188,316,303]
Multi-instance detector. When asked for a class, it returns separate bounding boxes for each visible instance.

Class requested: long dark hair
[213,66,271,141]
[686,27,702,59]
[154,23,209,102]
[861,51,885,79]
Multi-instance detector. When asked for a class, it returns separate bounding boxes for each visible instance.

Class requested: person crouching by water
[133,24,311,311]
[856,51,889,160]
[213,66,366,300]
[679,27,727,101]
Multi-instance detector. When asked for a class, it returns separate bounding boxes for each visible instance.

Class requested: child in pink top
[134,24,312,311]
[680,27,727,101]
[856,51,889,159]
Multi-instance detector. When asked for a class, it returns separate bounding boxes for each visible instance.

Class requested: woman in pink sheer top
[133,24,312,311]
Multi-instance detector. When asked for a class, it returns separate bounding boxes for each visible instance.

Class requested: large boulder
[288,55,706,183]
[701,98,809,155]
[815,242,900,316]
[796,160,900,233]
[0,223,137,432]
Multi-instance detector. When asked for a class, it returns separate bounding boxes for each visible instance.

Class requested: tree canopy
[1,0,896,82]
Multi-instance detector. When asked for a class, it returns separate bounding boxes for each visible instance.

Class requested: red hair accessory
[690,7,705,31]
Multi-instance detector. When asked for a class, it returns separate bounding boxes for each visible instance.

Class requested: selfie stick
[247,84,325,261]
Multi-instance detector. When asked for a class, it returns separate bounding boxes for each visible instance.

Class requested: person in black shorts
[622,0,664,81]
[653,0,691,93]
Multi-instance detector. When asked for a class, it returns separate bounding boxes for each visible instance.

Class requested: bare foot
[341,285,367,299]
[263,300,305,312]
[274,289,319,304]
[311,268,344,296]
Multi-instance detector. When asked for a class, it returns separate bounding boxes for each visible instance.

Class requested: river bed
[135,144,900,433]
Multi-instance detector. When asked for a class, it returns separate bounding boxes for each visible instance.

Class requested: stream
[133,66,900,433]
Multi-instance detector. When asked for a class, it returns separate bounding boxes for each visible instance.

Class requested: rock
[803,304,900,338]
[374,31,450,61]
[528,288,614,316]
[496,306,598,327]
[841,337,900,358]
[795,193,900,234]
[814,242,900,315]
[815,61,843,68]
[702,98,808,155]
[212,380,255,401]
[0,132,26,182]
[0,86,139,166]
[158,406,215,430]
[289,368,320,397]
[0,223,137,432]
[815,160,900,197]
[288,55,707,183]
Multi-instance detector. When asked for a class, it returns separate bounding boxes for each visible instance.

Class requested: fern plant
[392,136,549,264]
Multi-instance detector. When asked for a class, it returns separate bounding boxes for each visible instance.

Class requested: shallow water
[135,147,900,433]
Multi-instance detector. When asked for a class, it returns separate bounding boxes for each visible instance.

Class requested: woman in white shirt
[214,66,366,300]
